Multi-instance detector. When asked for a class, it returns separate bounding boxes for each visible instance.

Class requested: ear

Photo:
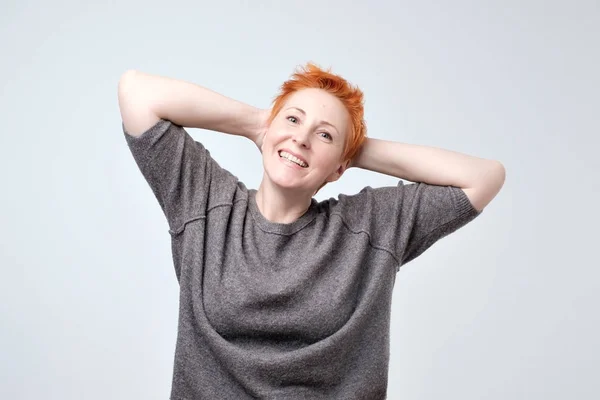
[325,159,351,183]
[260,134,266,153]
[258,108,273,154]
[259,125,271,154]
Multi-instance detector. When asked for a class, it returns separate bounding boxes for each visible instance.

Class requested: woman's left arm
[350,138,506,212]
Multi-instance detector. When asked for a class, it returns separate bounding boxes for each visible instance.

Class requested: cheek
[264,128,281,147]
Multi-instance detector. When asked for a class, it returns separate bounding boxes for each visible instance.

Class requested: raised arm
[350,138,506,212]
[117,69,264,141]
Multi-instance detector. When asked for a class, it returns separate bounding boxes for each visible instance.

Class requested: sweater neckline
[247,189,318,235]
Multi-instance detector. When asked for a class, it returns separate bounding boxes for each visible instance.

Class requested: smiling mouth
[278,150,309,168]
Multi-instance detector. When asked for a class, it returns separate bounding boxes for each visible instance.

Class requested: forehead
[284,88,349,129]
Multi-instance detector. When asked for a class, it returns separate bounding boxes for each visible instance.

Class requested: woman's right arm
[117,69,264,140]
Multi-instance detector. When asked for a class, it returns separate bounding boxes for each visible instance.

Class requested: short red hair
[268,62,368,194]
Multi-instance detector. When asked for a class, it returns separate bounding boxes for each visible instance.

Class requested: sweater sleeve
[122,118,238,235]
[334,181,482,271]
[395,182,481,267]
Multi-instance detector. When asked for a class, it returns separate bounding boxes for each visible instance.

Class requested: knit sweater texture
[123,118,481,399]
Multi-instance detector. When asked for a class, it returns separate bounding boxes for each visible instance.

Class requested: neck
[255,179,314,224]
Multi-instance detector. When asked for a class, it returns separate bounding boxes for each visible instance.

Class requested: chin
[266,173,310,193]
[264,155,319,193]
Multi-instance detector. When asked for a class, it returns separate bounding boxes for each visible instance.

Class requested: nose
[292,127,311,148]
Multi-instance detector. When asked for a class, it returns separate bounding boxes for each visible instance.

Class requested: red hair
[268,62,367,194]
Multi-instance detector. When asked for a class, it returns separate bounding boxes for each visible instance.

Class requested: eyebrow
[285,107,339,135]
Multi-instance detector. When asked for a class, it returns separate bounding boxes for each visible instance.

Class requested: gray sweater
[123,119,481,399]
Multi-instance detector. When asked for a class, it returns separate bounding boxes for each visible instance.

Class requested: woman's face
[261,88,350,195]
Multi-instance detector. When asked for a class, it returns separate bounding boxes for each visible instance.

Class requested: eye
[287,115,333,141]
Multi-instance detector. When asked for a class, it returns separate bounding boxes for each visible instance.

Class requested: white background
[2,0,598,398]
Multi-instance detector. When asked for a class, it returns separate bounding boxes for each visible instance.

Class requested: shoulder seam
[330,212,400,265]
[167,201,236,235]
[168,215,206,235]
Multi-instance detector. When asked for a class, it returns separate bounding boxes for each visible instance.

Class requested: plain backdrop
[2,1,598,399]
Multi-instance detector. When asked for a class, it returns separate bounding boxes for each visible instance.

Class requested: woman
[118,62,505,399]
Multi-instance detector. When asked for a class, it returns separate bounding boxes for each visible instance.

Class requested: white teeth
[279,151,308,167]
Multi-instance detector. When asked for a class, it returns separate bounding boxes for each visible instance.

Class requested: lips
[278,148,309,167]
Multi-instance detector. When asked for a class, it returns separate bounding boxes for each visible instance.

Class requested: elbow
[480,161,507,208]
[462,160,506,212]
[478,160,506,199]
[120,69,138,81]
[490,160,506,191]
[118,70,138,94]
